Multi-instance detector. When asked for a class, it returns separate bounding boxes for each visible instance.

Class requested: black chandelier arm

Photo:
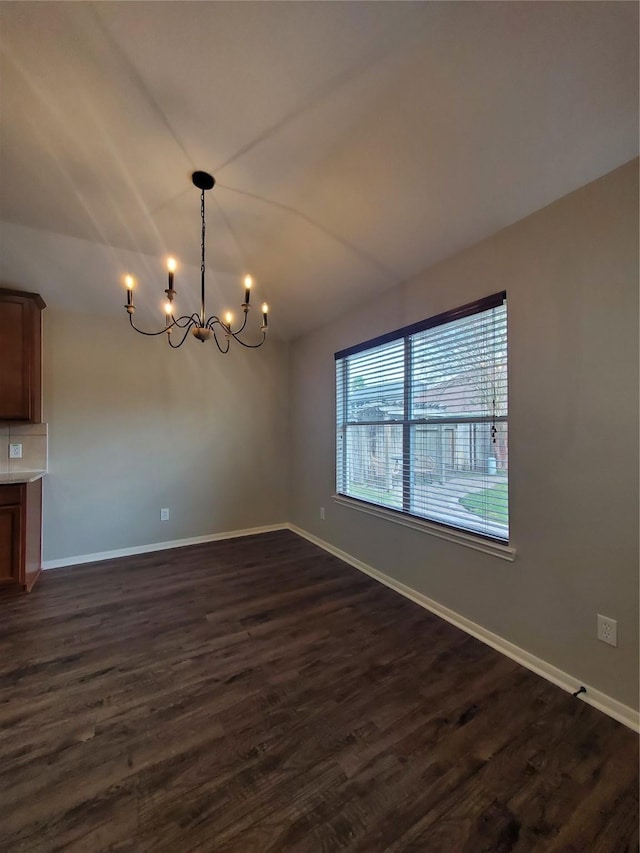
[233,311,249,335]
[167,325,193,348]
[172,313,201,329]
[228,331,267,349]
[205,312,249,336]
[204,314,234,337]
[128,314,172,337]
[128,307,265,347]
[211,327,230,354]
[203,313,265,347]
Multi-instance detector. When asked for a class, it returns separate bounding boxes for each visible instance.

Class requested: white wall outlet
[160,508,169,521]
[9,443,23,459]
[320,506,325,520]
[597,614,617,647]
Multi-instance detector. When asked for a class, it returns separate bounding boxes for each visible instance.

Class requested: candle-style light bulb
[243,274,252,306]
[164,302,172,328]
[225,311,233,327]
[261,302,269,329]
[125,274,134,305]
[167,257,177,291]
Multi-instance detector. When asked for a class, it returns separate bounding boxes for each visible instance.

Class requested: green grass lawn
[459,482,508,525]
[346,483,402,509]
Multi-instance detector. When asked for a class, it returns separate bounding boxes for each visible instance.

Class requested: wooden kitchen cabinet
[0,288,46,423]
[0,480,42,592]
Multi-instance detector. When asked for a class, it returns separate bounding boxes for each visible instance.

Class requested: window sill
[331,494,516,562]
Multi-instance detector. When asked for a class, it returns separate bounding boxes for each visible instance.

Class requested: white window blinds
[336,293,508,541]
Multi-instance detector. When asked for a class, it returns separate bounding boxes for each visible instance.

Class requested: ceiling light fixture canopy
[123,170,268,351]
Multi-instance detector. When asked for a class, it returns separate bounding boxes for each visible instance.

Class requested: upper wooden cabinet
[0,288,46,423]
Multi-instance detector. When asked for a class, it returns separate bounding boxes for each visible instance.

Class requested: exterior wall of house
[289,159,639,710]
[40,308,290,562]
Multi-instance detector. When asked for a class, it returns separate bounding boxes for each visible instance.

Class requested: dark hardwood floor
[0,529,637,852]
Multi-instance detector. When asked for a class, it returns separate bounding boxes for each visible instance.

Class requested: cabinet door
[0,504,22,586]
[0,290,44,422]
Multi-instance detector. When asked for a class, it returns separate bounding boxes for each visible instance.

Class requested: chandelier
[123,171,269,351]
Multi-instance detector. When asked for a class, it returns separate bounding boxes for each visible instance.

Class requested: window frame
[335,292,511,551]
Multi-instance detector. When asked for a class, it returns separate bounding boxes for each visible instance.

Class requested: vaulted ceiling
[1,2,637,339]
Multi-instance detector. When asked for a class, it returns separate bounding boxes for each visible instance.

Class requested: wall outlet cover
[597,614,618,647]
[160,508,170,521]
[9,443,22,459]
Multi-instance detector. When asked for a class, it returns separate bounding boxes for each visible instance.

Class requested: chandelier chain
[201,190,206,280]
[200,189,206,324]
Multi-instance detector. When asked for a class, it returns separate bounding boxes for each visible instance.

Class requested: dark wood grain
[0,480,43,592]
[0,288,45,424]
[0,500,21,586]
[0,530,637,851]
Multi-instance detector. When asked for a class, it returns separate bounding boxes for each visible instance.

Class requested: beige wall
[289,160,639,710]
[42,309,289,561]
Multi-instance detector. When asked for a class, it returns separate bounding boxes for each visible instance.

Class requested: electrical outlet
[160,508,169,521]
[320,507,325,521]
[9,443,22,459]
[597,614,617,647]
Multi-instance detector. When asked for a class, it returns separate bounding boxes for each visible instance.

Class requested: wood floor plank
[0,530,637,851]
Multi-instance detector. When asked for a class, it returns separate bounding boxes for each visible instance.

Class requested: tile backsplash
[0,423,48,474]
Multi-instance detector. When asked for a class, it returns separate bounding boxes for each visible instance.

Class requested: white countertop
[0,471,46,484]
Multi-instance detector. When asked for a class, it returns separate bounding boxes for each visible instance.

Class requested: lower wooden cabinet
[0,480,42,592]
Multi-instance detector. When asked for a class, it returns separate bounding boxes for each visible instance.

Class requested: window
[335,293,508,542]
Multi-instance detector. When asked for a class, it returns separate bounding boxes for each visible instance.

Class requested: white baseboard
[42,523,288,570]
[288,524,640,733]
